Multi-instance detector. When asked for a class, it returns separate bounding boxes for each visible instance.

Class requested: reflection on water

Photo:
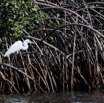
[0,91,104,103]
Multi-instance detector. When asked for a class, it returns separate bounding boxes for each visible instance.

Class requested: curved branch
[0,63,45,93]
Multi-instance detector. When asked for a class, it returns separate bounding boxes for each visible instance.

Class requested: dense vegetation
[0,0,104,94]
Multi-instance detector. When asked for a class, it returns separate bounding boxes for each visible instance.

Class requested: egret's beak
[31,41,36,44]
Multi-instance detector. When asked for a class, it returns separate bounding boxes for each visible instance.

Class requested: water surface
[0,91,104,103]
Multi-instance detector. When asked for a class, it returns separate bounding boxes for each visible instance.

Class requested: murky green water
[0,92,104,103]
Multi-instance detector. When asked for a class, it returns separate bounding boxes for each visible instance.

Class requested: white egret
[4,39,35,60]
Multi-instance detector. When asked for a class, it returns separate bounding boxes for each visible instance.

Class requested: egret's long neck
[21,42,28,50]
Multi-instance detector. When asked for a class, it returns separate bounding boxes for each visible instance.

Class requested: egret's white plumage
[4,39,34,59]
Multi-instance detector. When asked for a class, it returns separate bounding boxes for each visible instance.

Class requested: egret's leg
[8,56,12,65]
[8,56,10,62]
[17,51,19,54]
